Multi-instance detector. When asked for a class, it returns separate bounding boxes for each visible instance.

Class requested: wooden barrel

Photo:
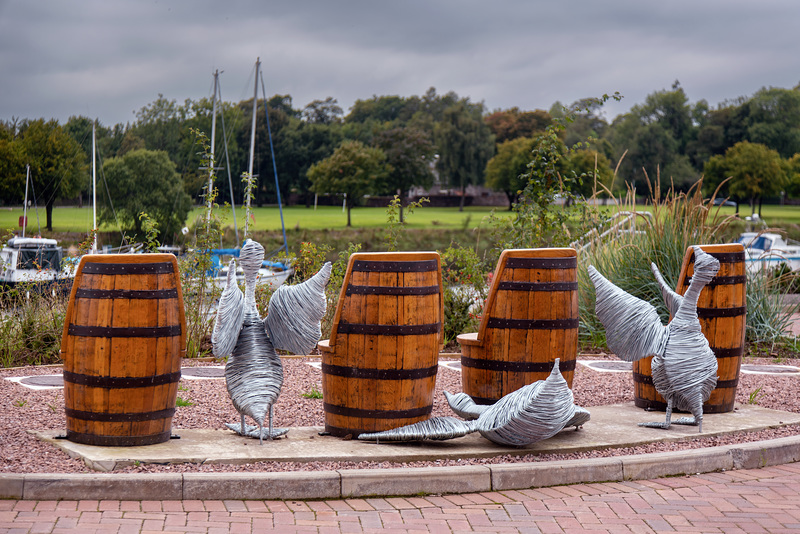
[633,244,746,413]
[60,254,186,446]
[458,248,579,405]
[319,252,443,437]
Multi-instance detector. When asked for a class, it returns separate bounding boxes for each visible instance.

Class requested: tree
[702,141,787,216]
[18,119,87,230]
[302,97,343,125]
[484,107,551,144]
[743,87,800,159]
[131,94,190,158]
[606,83,700,193]
[374,126,435,221]
[434,101,495,210]
[307,140,388,227]
[564,149,615,197]
[484,136,536,209]
[346,95,416,124]
[787,153,800,198]
[280,119,343,206]
[0,122,27,206]
[100,149,192,243]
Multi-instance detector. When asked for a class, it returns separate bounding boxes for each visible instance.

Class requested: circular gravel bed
[2,353,799,474]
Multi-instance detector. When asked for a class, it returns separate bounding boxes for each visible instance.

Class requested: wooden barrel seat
[457,248,579,405]
[317,252,444,437]
[60,254,186,446]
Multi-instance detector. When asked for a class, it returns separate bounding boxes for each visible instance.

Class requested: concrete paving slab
[0,475,24,499]
[340,465,491,497]
[30,402,800,472]
[22,473,183,501]
[490,457,624,490]
[182,471,341,500]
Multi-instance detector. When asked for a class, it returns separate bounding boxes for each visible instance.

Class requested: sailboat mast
[244,58,259,240]
[22,165,30,238]
[206,70,219,228]
[260,70,289,255]
[91,122,97,254]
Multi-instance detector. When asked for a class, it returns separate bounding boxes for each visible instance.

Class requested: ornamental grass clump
[577,174,739,347]
[577,173,797,350]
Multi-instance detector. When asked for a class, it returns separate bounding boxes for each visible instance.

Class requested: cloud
[1,0,799,126]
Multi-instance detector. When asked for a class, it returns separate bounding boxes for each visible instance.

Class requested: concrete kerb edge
[3,435,800,500]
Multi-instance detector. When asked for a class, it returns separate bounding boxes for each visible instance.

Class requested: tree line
[2,81,799,241]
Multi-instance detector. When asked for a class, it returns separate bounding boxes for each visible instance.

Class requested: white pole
[206,70,219,227]
[91,121,97,254]
[245,58,259,240]
[22,165,30,238]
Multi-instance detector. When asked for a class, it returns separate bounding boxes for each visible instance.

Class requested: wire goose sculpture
[588,246,719,432]
[358,359,590,447]
[212,239,331,443]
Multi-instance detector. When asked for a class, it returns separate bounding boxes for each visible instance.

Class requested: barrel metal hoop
[65,430,172,447]
[505,257,577,269]
[716,378,739,388]
[690,251,745,263]
[337,322,440,335]
[65,407,176,422]
[321,363,438,380]
[346,284,440,296]
[710,346,744,358]
[685,275,746,287]
[351,260,438,273]
[68,324,182,338]
[81,262,174,274]
[75,288,178,299]
[460,356,576,373]
[696,306,746,318]
[323,402,432,419]
[469,395,499,406]
[634,398,667,410]
[633,372,654,385]
[486,318,579,330]
[497,281,578,292]
[635,372,737,389]
[63,370,182,388]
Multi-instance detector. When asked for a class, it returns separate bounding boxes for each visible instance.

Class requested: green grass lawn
[0,204,515,234]
[2,202,797,240]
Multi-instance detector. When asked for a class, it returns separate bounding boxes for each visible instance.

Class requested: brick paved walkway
[2,463,800,533]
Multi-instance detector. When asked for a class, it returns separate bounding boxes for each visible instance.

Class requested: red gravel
[2,353,800,474]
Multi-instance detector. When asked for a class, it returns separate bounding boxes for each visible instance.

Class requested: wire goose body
[358,359,589,447]
[212,239,330,443]
[588,246,719,432]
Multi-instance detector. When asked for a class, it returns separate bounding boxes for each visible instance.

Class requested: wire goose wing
[265,262,331,355]
[211,258,245,358]
[358,417,478,442]
[588,265,668,362]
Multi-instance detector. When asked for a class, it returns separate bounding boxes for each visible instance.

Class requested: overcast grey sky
[1,0,798,128]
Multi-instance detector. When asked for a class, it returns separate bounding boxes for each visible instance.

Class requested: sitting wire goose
[212,239,331,443]
[588,245,719,432]
[358,359,589,447]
